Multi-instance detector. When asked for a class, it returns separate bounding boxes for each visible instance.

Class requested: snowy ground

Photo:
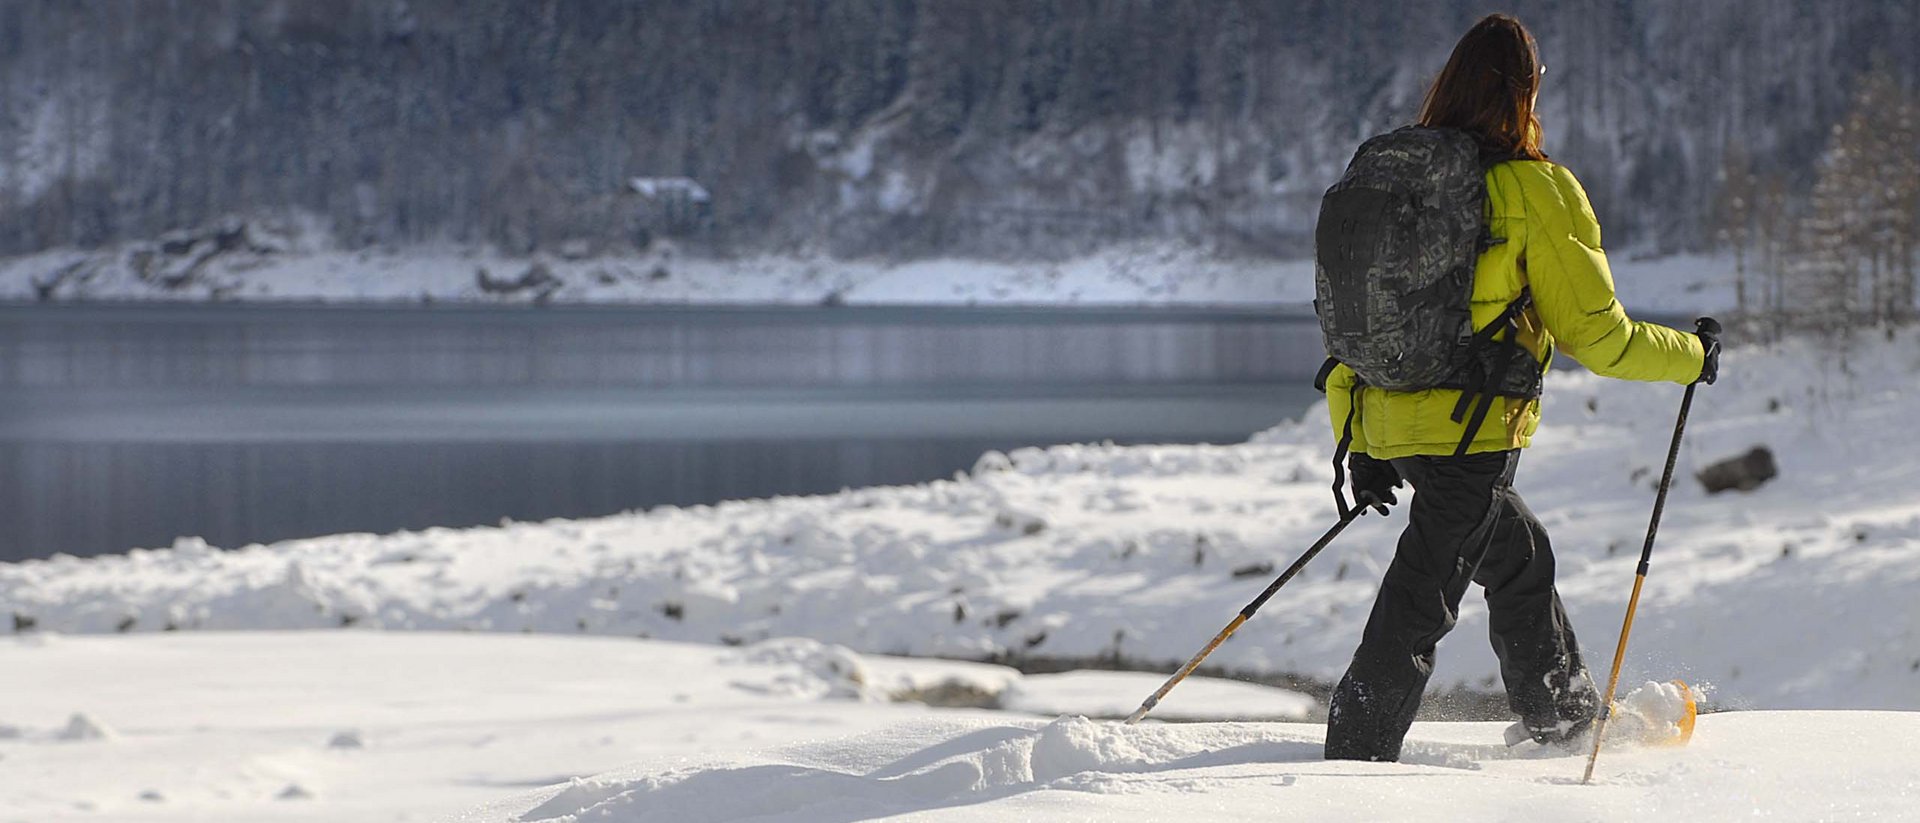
[0,225,1736,312]
[6,333,1916,714]
[4,631,1914,823]
[470,711,1920,823]
[0,631,1305,822]
[6,324,1918,820]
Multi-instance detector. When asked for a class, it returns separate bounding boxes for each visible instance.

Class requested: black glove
[1348,452,1403,515]
[1694,317,1722,385]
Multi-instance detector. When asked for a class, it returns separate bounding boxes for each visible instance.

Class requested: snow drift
[10,631,1905,823]
[464,711,1920,823]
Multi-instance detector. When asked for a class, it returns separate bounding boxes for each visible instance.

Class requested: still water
[0,303,1326,560]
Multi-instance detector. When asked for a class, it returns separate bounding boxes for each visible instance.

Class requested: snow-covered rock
[56,712,113,742]
[723,637,881,701]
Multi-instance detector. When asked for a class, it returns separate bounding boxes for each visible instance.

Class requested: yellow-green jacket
[1325,161,1705,459]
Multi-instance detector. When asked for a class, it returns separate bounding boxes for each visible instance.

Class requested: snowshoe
[1503,679,1698,750]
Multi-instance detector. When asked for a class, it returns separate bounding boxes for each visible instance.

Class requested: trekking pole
[1124,493,1376,725]
[1582,319,1715,783]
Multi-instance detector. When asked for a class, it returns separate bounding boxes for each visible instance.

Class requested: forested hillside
[1,0,1914,262]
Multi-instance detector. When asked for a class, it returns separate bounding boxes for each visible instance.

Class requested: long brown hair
[1418,14,1547,161]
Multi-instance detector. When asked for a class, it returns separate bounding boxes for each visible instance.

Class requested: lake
[0,303,1327,560]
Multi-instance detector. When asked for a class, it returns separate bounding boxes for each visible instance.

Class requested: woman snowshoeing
[1319,14,1720,762]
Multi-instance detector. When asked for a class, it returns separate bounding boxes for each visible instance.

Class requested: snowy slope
[462,711,1920,823]
[4,334,1918,715]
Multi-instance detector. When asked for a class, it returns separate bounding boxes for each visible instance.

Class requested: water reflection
[0,304,1322,560]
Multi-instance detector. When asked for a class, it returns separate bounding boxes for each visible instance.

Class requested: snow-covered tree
[1783,67,1920,339]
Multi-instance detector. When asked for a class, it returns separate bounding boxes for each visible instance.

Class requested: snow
[0,631,1294,822]
[6,93,109,200]
[0,631,988,821]
[1608,680,1704,746]
[1609,252,1739,316]
[6,334,1917,716]
[1000,671,1313,721]
[1124,122,1221,194]
[626,177,711,203]
[4,631,1913,823]
[3,318,1918,819]
[0,227,1740,310]
[56,711,115,742]
[466,711,1920,823]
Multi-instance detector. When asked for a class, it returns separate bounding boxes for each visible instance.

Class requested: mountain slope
[2,1,1913,261]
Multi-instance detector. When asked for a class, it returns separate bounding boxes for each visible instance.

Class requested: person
[1319,13,1722,762]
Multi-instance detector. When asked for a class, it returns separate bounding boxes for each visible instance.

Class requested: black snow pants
[1324,450,1599,762]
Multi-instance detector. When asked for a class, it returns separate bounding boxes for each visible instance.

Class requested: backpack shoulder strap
[1313,357,1341,394]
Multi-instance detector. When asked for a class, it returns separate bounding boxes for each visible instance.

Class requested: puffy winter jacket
[1324,160,1705,460]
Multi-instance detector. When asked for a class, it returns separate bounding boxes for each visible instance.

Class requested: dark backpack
[1312,126,1542,509]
